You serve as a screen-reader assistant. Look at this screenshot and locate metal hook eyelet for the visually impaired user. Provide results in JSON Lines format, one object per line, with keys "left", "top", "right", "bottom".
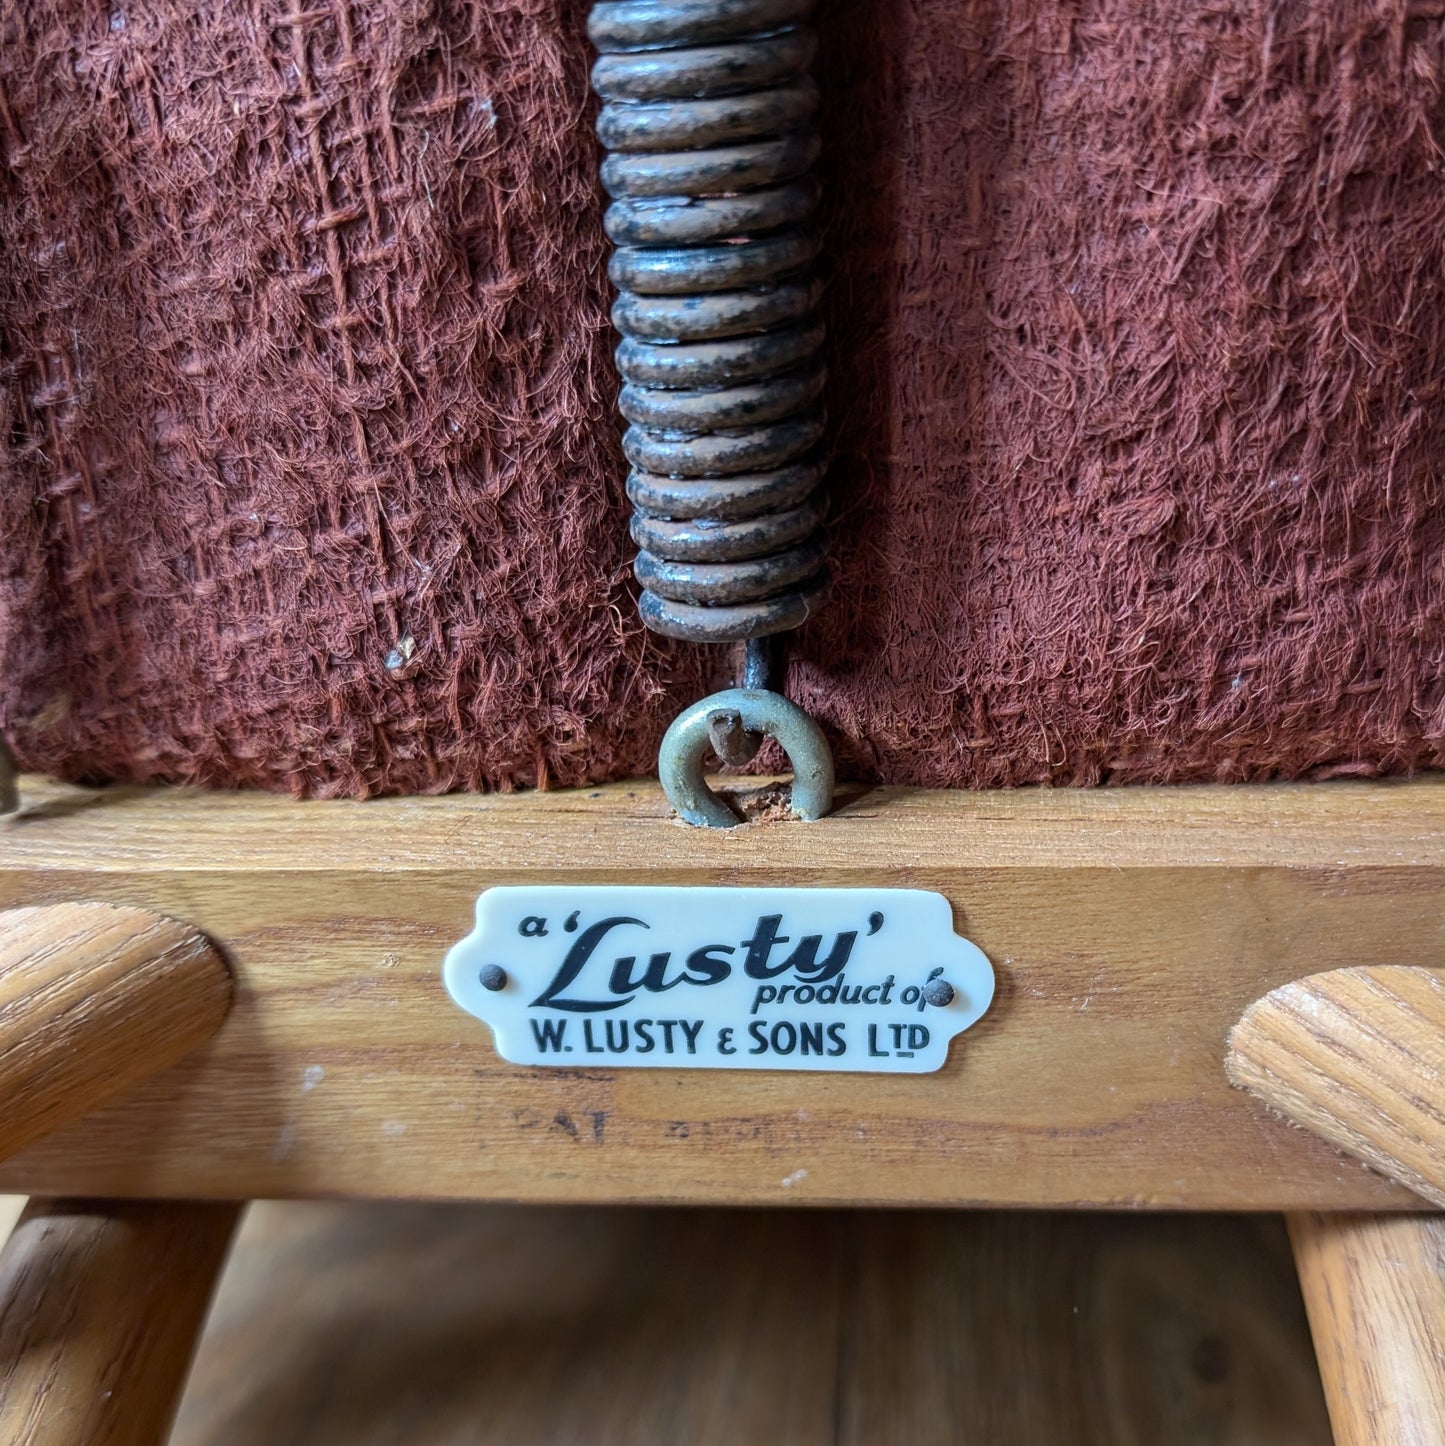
{"left": 658, "top": 687, "right": 834, "bottom": 828}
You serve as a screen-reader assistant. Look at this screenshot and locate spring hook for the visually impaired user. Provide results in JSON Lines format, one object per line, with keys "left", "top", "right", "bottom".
{"left": 658, "top": 687, "right": 834, "bottom": 828}
{"left": 588, "top": 0, "right": 836, "bottom": 823}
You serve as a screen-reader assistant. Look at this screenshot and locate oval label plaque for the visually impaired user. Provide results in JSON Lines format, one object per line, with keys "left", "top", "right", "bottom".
{"left": 443, "top": 887, "right": 994, "bottom": 1073}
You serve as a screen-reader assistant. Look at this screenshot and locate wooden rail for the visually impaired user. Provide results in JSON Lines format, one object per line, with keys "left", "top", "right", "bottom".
{"left": 0, "top": 774, "right": 1441, "bottom": 1208}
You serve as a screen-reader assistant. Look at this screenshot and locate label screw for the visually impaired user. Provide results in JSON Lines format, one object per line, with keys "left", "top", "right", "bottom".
{"left": 922, "top": 977, "right": 955, "bottom": 1007}
{"left": 479, "top": 964, "right": 508, "bottom": 992}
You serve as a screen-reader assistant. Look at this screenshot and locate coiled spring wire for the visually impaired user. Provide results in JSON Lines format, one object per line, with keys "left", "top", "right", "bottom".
{"left": 588, "top": 0, "right": 835, "bottom": 823}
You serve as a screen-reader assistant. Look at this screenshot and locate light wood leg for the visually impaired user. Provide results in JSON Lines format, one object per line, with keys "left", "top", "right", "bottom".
{"left": 1289, "top": 1212, "right": 1445, "bottom": 1446}
{"left": 0, "top": 1198, "right": 240, "bottom": 1446}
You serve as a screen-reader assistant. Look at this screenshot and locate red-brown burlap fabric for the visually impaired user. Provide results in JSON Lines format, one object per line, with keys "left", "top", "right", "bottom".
{"left": 3, "top": 0, "right": 1443, "bottom": 796}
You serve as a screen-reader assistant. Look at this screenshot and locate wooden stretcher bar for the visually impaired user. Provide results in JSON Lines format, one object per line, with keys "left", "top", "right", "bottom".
{"left": 0, "top": 773, "right": 1440, "bottom": 1210}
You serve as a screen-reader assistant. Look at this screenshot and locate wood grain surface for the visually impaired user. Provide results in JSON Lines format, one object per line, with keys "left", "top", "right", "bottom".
{"left": 0, "top": 902, "right": 231, "bottom": 1160}
{"left": 1290, "top": 1212, "right": 1445, "bottom": 1446}
{"left": 169, "top": 1202, "right": 1333, "bottom": 1446}
{"left": 0, "top": 775, "right": 1440, "bottom": 1207}
{"left": 1229, "top": 966, "right": 1445, "bottom": 1206}
{"left": 0, "top": 1198, "right": 239, "bottom": 1446}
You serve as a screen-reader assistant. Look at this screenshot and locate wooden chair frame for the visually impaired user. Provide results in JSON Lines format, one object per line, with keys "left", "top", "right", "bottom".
{"left": 0, "top": 773, "right": 1440, "bottom": 1443}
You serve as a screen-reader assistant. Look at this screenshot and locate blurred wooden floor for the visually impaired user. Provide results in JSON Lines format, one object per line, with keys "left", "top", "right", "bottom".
{"left": 165, "top": 1204, "right": 1331, "bottom": 1446}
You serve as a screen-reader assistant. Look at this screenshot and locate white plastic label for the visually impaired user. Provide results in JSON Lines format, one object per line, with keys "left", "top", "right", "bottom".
{"left": 443, "top": 886, "right": 994, "bottom": 1073}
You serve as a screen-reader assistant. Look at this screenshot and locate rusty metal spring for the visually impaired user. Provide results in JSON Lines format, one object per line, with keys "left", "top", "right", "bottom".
{"left": 589, "top": 0, "right": 829, "bottom": 643}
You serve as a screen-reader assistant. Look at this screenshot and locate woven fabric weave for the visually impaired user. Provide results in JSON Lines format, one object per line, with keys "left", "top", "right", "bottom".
{"left": 3, "top": 0, "right": 1443, "bottom": 794}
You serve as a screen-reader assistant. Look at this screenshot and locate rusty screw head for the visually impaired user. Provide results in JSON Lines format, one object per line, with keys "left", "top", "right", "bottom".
{"left": 921, "top": 977, "right": 955, "bottom": 1007}
{"left": 479, "top": 964, "right": 508, "bottom": 992}
{"left": 707, "top": 708, "right": 762, "bottom": 767}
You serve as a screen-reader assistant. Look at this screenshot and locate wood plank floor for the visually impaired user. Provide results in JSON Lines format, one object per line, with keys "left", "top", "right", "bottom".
{"left": 167, "top": 1204, "right": 1332, "bottom": 1445}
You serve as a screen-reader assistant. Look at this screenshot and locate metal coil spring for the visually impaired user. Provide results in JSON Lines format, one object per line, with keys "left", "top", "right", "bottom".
{"left": 589, "top": 0, "right": 828, "bottom": 643}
